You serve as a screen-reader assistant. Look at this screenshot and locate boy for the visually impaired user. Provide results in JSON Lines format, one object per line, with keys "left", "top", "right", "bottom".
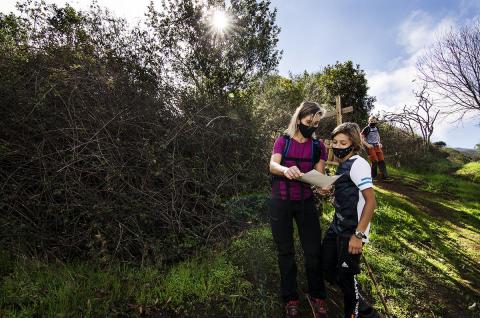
{"left": 323, "top": 122, "right": 380, "bottom": 318}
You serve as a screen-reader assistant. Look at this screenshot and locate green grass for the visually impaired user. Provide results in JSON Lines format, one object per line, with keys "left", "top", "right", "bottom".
{"left": 388, "top": 164, "right": 480, "bottom": 199}
{"left": 397, "top": 147, "right": 469, "bottom": 174}
{"left": 361, "top": 187, "right": 479, "bottom": 317}
{"left": 442, "top": 147, "right": 475, "bottom": 168}
{"left": 0, "top": 255, "right": 252, "bottom": 317}
{"left": 2, "top": 168, "right": 479, "bottom": 317}
{"left": 0, "top": 225, "right": 288, "bottom": 317}
{"left": 456, "top": 161, "right": 480, "bottom": 183}
{"left": 1, "top": 259, "right": 148, "bottom": 317}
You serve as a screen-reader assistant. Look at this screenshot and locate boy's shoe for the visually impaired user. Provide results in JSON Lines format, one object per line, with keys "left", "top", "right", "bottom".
{"left": 285, "top": 300, "right": 301, "bottom": 317}
{"left": 306, "top": 295, "right": 328, "bottom": 318}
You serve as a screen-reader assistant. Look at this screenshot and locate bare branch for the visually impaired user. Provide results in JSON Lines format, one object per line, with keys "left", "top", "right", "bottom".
{"left": 417, "top": 20, "right": 480, "bottom": 122}
{"left": 383, "top": 84, "right": 440, "bottom": 150}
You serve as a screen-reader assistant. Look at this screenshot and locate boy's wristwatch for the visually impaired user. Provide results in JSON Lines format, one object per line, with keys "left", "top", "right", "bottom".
{"left": 354, "top": 230, "right": 367, "bottom": 240}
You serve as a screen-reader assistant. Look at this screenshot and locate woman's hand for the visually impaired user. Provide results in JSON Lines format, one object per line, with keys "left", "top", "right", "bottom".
{"left": 283, "top": 166, "right": 303, "bottom": 180}
{"left": 348, "top": 235, "right": 363, "bottom": 254}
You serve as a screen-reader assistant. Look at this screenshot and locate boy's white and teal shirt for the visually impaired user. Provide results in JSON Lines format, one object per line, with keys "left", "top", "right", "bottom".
{"left": 333, "top": 155, "right": 374, "bottom": 243}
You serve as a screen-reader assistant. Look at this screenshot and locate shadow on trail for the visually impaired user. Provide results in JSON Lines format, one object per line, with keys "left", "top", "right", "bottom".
{"left": 373, "top": 178, "right": 480, "bottom": 317}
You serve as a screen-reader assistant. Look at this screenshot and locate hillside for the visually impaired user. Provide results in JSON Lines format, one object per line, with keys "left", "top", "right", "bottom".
{"left": 2, "top": 165, "right": 479, "bottom": 317}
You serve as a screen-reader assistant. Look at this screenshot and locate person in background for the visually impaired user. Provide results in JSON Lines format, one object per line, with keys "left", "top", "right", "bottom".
{"left": 361, "top": 116, "right": 389, "bottom": 180}
{"left": 269, "top": 101, "right": 328, "bottom": 318}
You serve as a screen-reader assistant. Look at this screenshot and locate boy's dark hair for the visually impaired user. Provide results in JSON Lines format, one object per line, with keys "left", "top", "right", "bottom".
{"left": 331, "top": 122, "right": 364, "bottom": 153}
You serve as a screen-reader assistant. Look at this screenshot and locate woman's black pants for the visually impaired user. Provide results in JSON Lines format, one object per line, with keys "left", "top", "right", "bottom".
{"left": 269, "top": 198, "right": 326, "bottom": 303}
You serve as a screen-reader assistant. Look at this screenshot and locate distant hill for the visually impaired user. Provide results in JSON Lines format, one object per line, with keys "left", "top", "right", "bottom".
{"left": 453, "top": 147, "right": 479, "bottom": 159}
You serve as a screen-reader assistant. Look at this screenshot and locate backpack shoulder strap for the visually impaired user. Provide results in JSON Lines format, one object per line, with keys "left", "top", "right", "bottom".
{"left": 280, "top": 135, "right": 291, "bottom": 165}
{"left": 362, "top": 125, "right": 370, "bottom": 137}
{"left": 312, "top": 139, "right": 321, "bottom": 165}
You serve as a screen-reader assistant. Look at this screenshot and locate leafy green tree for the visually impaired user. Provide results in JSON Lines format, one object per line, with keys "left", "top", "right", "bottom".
{"left": 252, "top": 75, "right": 304, "bottom": 137}
{"left": 433, "top": 141, "right": 447, "bottom": 148}
{"left": 0, "top": 0, "right": 280, "bottom": 261}
{"left": 253, "top": 61, "right": 376, "bottom": 142}
{"left": 146, "top": 0, "right": 280, "bottom": 96}
{"left": 317, "top": 60, "right": 375, "bottom": 123}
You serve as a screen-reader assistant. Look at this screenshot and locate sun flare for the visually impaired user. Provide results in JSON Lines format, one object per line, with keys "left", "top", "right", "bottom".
{"left": 207, "top": 7, "right": 232, "bottom": 39}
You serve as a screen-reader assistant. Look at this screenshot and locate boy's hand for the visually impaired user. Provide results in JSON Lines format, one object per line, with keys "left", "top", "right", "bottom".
{"left": 348, "top": 235, "right": 363, "bottom": 254}
{"left": 317, "top": 185, "right": 332, "bottom": 195}
{"left": 284, "top": 166, "right": 303, "bottom": 180}
{"left": 366, "top": 144, "right": 373, "bottom": 149}
{"left": 379, "top": 143, "right": 383, "bottom": 148}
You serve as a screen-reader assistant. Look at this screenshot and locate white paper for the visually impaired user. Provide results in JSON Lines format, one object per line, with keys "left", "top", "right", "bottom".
{"left": 299, "top": 170, "right": 341, "bottom": 187}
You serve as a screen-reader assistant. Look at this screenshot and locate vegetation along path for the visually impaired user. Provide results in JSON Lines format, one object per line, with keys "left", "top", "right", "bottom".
{"left": 1, "top": 167, "right": 479, "bottom": 317}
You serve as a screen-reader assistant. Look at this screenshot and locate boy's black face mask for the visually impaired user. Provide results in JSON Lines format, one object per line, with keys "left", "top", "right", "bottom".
{"left": 332, "top": 146, "right": 353, "bottom": 159}
{"left": 369, "top": 123, "right": 377, "bottom": 127}
{"left": 298, "top": 123, "right": 316, "bottom": 138}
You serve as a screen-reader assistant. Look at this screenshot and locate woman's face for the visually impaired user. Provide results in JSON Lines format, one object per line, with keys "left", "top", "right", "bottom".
{"left": 332, "top": 133, "right": 352, "bottom": 149}
{"left": 298, "top": 113, "right": 321, "bottom": 127}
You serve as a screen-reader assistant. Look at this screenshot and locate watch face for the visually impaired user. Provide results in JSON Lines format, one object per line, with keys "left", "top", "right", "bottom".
{"left": 355, "top": 231, "right": 366, "bottom": 239}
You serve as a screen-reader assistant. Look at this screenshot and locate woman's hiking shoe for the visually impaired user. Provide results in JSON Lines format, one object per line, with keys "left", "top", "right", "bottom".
{"left": 306, "top": 295, "right": 328, "bottom": 318}
{"left": 285, "top": 300, "right": 301, "bottom": 317}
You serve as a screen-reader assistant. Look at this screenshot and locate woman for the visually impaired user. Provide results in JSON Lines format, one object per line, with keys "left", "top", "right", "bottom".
{"left": 322, "top": 122, "right": 380, "bottom": 318}
{"left": 269, "top": 101, "right": 328, "bottom": 318}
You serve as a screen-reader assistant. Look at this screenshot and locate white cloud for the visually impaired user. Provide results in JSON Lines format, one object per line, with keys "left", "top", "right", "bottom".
{"left": 397, "top": 10, "right": 434, "bottom": 55}
{"left": 368, "top": 63, "right": 417, "bottom": 114}
{"left": 369, "top": 10, "right": 449, "bottom": 116}
{"left": 397, "top": 11, "right": 456, "bottom": 56}
{"left": 367, "top": 10, "right": 480, "bottom": 145}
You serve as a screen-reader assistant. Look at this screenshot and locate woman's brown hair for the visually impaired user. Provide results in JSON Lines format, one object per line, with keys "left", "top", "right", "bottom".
{"left": 284, "top": 101, "right": 325, "bottom": 137}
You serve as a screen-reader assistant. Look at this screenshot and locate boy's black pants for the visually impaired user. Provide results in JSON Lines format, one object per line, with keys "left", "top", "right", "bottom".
{"left": 269, "top": 198, "right": 326, "bottom": 302}
{"left": 322, "top": 227, "right": 380, "bottom": 318}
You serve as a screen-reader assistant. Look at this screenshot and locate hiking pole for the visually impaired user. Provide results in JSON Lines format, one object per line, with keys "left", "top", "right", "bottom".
{"left": 362, "top": 255, "right": 392, "bottom": 318}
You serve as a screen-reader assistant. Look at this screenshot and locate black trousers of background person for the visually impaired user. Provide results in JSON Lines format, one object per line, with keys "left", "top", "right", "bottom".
{"left": 269, "top": 197, "right": 327, "bottom": 303}
{"left": 322, "top": 227, "right": 380, "bottom": 318}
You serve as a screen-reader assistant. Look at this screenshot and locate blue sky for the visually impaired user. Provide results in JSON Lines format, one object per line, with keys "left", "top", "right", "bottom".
{"left": 269, "top": 0, "right": 480, "bottom": 148}
{"left": 270, "top": 0, "right": 475, "bottom": 74}
{"left": 1, "top": 0, "right": 479, "bottom": 148}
